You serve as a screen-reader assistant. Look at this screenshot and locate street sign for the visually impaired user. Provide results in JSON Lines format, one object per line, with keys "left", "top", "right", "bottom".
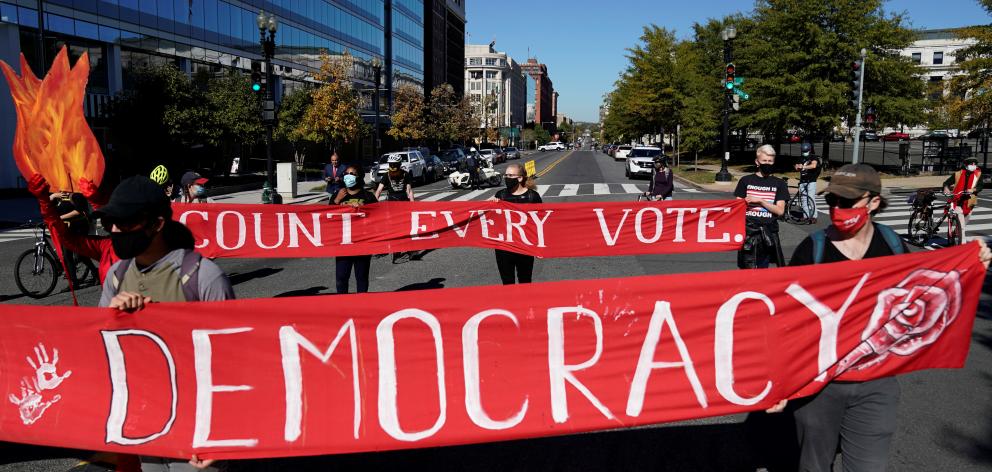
{"left": 733, "top": 88, "right": 750, "bottom": 100}
{"left": 525, "top": 160, "right": 536, "bottom": 177}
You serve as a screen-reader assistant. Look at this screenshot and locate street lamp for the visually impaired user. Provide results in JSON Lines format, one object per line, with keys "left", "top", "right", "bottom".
{"left": 371, "top": 57, "right": 382, "bottom": 165}
{"left": 716, "top": 25, "right": 737, "bottom": 182}
{"left": 257, "top": 10, "right": 278, "bottom": 203}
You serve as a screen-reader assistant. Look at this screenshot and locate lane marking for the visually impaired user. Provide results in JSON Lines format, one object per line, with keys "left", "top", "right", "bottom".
{"left": 558, "top": 184, "right": 580, "bottom": 197}
{"left": 593, "top": 183, "right": 610, "bottom": 195}
{"left": 535, "top": 150, "right": 575, "bottom": 178}
{"left": 622, "top": 184, "right": 643, "bottom": 194}
{"left": 453, "top": 189, "right": 495, "bottom": 201}
{"left": 537, "top": 185, "right": 551, "bottom": 197}
{"left": 421, "top": 191, "right": 455, "bottom": 201}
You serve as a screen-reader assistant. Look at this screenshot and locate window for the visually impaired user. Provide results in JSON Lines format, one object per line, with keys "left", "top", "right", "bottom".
{"left": 485, "top": 57, "right": 497, "bottom": 66}
{"left": 469, "top": 81, "right": 481, "bottom": 90}
{"left": 469, "top": 57, "right": 481, "bottom": 65}
{"left": 470, "top": 70, "right": 482, "bottom": 79}
{"left": 933, "top": 51, "right": 944, "bottom": 65}
{"left": 485, "top": 70, "right": 497, "bottom": 79}
{"left": 911, "top": 52, "right": 921, "bottom": 64}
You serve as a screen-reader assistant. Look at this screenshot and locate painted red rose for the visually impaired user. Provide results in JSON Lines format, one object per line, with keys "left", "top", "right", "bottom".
{"left": 837, "top": 269, "right": 962, "bottom": 373}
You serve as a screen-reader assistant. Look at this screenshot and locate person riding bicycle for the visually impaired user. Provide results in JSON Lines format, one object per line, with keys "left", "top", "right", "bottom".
{"left": 942, "top": 156, "right": 983, "bottom": 240}
{"left": 734, "top": 144, "right": 789, "bottom": 268}
{"left": 375, "top": 154, "right": 415, "bottom": 263}
{"left": 150, "top": 164, "right": 177, "bottom": 200}
{"left": 794, "top": 142, "right": 821, "bottom": 223}
{"left": 645, "top": 156, "right": 674, "bottom": 200}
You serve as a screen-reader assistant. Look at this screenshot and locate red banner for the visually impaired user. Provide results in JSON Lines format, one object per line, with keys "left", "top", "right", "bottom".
{"left": 174, "top": 200, "right": 745, "bottom": 258}
{"left": 0, "top": 244, "right": 982, "bottom": 459}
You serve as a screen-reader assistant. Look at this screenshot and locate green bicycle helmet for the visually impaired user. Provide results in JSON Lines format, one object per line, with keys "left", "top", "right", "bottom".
{"left": 150, "top": 165, "right": 170, "bottom": 185}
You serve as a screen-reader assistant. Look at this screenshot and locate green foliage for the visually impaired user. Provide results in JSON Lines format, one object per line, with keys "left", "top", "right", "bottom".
{"left": 388, "top": 84, "right": 427, "bottom": 143}
{"left": 275, "top": 87, "right": 314, "bottom": 150}
{"left": 950, "top": 1, "right": 992, "bottom": 129}
{"left": 206, "top": 71, "right": 263, "bottom": 148}
{"left": 298, "top": 50, "right": 367, "bottom": 148}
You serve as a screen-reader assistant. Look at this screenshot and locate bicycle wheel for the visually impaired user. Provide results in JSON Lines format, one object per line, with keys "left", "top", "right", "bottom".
{"left": 785, "top": 194, "right": 806, "bottom": 223}
{"left": 14, "top": 248, "right": 59, "bottom": 298}
{"left": 947, "top": 212, "right": 963, "bottom": 246}
{"left": 906, "top": 208, "right": 932, "bottom": 246}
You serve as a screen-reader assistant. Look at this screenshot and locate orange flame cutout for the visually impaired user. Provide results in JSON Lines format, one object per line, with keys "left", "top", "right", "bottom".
{"left": 0, "top": 47, "right": 104, "bottom": 191}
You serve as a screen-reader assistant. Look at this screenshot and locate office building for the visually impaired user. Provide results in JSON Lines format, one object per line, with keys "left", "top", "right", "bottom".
{"left": 520, "top": 57, "right": 554, "bottom": 133}
{"left": 0, "top": 0, "right": 436, "bottom": 188}
{"left": 423, "top": 0, "right": 463, "bottom": 97}
{"left": 464, "top": 43, "right": 526, "bottom": 133}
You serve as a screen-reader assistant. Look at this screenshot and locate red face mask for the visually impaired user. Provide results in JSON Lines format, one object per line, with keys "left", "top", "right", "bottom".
{"left": 829, "top": 206, "right": 870, "bottom": 235}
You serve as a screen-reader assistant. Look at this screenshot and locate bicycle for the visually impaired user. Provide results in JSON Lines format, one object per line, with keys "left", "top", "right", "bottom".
{"left": 906, "top": 189, "right": 966, "bottom": 247}
{"left": 784, "top": 174, "right": 816, "bottom": 225}
{"left": 13, "top": 222, "right": 96, "bottom": 298}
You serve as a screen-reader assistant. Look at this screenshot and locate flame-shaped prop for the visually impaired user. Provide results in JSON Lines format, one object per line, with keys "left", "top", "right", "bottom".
{"left": 0, "top": 47, "right": 105, "bottom": 191}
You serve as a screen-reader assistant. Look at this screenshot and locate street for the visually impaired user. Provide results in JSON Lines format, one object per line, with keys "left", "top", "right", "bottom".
{"left": 1, "top": 149, "right": 990, "bottom": 471}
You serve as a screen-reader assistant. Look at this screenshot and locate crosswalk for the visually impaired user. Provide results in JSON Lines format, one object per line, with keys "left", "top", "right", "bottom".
{"left": 416, "top": 182, "right": 702, "bottom": 201}
{"left": 0, "top": 228, "right": 38, "bottom": 244}
{"left": 806, "top": 194, "right": 992, "bottom": 239}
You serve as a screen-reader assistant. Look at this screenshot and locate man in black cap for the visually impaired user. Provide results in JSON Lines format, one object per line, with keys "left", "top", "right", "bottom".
{"left": 94, "top": 176, "right": 232, "bottom": 470}
{"left": 794, "top": 142, "right": 821, "bottom": 223}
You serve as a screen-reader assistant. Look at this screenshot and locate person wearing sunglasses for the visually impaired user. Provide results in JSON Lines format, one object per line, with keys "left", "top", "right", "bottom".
{"left": 765, "top": 163, "right": 992, "bottom": 471}
{"left": 734, "top": 144, "right": 789, "bottom": 268}
{"left": 333, "top": 165, "right": 377, "bottom": 293}
{"left": 488, "top": 163, "right": 542, "bottom": 284}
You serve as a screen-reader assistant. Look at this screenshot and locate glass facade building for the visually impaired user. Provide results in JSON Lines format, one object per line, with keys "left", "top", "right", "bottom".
{"left": 0, "top": 0, "right": 432, "bottom": 187}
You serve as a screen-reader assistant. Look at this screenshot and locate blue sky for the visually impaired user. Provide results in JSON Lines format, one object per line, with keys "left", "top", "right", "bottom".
{"left": 465, "top": 0, "right": 990, "bottom": 122}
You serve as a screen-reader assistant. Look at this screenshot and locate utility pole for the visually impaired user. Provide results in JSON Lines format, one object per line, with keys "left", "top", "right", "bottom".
{"left": 715, "top": 25, "right": 737, "bottom": 182}
{"left": 851, "top": 48, "right": 867, "bottom": 165}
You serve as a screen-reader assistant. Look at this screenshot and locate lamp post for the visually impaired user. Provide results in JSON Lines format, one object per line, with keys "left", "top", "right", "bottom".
{"left": 372, "top": 57, "right": 382, "bottom": 165}
{"left": 257, "top": 10, "right": 278, "bottom": 203}
{"left": 715, "top": 25, "right": 736, "bottom": 183}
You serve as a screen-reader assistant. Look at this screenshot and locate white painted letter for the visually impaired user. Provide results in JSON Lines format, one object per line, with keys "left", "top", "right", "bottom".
{"left": 503, "top": 210, "right": 533, "bottom": 246}
{"left": 527, "top": 210, "right": 553, "bottom": 248}
{"left": 102, "top": 330, "right": 177, "bottom": 445}
{"left": 288, "top": 213, "right": 322, "bottom": 248}
{"left": 547, "top": 306, "right": 614, "bottom": 423}
{"left": 410, "top": 211, "right": 439, "bottom": 240}
{"left": 634, "top": 207, "right": 664, "bottom": 244}
{"left": 478, "top": 209, "right": 505, "bottom": 242}
{"left": 665, "top": 208, "right": 698, "bottom": 243}
{"left": 192, "top": 328, "right": 258, "bottom": 448}
{"left": 786, "top": 274, "right": 870, "bottom": 381}
{"left": 626, "top": 302, "right": 707, "bottom": 416}
{"left": 216, "top": 211, "right": 247, "bottom": 250}
{"left": 714, "top": 292, "right": 775, "bottom": 406}
{"left": 462, "top": 309, "right": 528, "bottom": 430}
{"left": 592, "top": 209, "right": 631, "bottom": 247}
{"left": 326, "top": 213, "right": 357, "bottom": 245}
{"left": 253, "top": 212, "right": 286, "bottom": 249}
{"left": 377, "top": 309, "right": 447, "bottom": 441}
{"left": 280, "top": 322, "right": 361, "bottom": 441}
{"left": 698, "top": 208, "right": 731, "bottom": 243}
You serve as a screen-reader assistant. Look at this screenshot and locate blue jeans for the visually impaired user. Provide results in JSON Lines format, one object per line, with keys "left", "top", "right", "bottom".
{"left": 800, "top": 181, "right": 817, "bottom": 219}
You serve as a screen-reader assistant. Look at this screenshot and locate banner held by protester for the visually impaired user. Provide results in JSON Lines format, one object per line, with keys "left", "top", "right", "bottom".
{"left": 0, "top": 243, "right": 982, "bottom": 459}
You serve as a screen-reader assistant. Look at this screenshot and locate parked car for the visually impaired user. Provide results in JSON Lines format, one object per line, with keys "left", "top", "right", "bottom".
{"left": 538, "top": 141, "right": 565, "bottom": 151}
{"left": 504, "top": 147, "right": 521, "bottom": 160}
{"left": 860, "top": 130, "right": 879, "bottom": 142}
{"left": 478, "top": 148, "right": 497, "bottom": 163}
{"left": 830, "top": 132, "right": 847, "bottom": 142}
{"left": 437, "top": 148, "right": 466, "bottom": 176}
{"left": 881, "top": 131, "right": 910, "bottom": 141}
{"left": 784, "top": 133, "right": 802, "bottom": 143}
{"left": 613, "top": 144, "right": 633, "bottom": 161}
{"left": 918, "top": 130, "right": 950, "bottom": 141}
{"left": 625, "top": 146, "right": 662, "bottom": 179}
{"left": 424, "top": 155, "right": 445, "bottom": 182}
{"left": 372, "top": 150, "right": 428, "bottom": 186}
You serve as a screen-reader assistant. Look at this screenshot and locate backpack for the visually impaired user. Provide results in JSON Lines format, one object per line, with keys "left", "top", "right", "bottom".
{"left": 810, "top": 223, "right": 903, "bottom": 264}
{"left": 110, "top": 249, "right": 203, "bottom": 301}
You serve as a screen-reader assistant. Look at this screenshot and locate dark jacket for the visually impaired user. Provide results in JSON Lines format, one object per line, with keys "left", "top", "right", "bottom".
{"left": 323, "top": 163, "right": 348, "bottom": 194}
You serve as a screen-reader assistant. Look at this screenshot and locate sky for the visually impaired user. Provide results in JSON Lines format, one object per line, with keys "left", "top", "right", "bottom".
{"left": 465, "top": 0, "right": 990, "bottom": 123}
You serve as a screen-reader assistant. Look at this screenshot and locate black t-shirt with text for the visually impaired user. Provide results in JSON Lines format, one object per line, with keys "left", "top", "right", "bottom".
{"left": 383, "top": 171, "right": 412, "bottom": 201}
{"left": 734, "top": 174, "right": 789, "bottom": 230}
{"left": 800, "top": 155, "right": 822, "bottom": 182}
{"left": 335, "top": 189, "right": 378, "bottom": 206}
{"left": 789, "top": 224, "right": 909, "bottom": 266}
{"left": 495, "top": 188, "right": 543, "bottom": 204}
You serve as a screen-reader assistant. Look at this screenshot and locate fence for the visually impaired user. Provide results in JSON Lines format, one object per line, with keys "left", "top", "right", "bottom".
{"left": 776, "top": 138, "right": 991, "bottom": 175}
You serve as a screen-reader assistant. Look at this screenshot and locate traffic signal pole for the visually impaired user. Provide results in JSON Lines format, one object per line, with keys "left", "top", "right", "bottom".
{"left": 851, "top": 48, "right": 867, "bottom": 165}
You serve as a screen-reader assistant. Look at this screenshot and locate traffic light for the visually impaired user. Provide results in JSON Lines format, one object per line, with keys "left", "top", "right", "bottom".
{"left": 732, "top": 94, "right": 740, "bottom": 111}
{"left": 850, "top": 60, "right": 863, "bottom": 107}
{"left": 250, "top": 61, "right": 264, "bottom": 94}
{"left": 725, "top": 63, "right": 735, "bottom": 90}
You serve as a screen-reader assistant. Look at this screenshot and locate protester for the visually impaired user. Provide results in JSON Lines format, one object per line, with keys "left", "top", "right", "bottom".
{"left": 94, "top": 176, "right": 233, "bottom": 472}
{"left": 942, "top": 156, "right": 984, "bottom": 240}
{"left": 794, "top": 142, "right": 821, "bottom": 222}
{"left": 323, "top": 149, "right": 347, "bottom": 203}
{"left": 150, "top": 164, "right": 177, "bottom": 200}
{"left": 332, "top": 165, "right": 377, "bottom": 293}
{"left": 645, "top": 155, "right": 673, "bottom": 200}
{"left": 180, "top": 171, "right": 209, "bottom": 203}
{"left": 488, "top": 163, "right": 542, "bottom": 284}
{"left": 375, "top": 155, "right": 415, "bottom": 263}
{"left": 28, "top": 174, "right": 118, "bottom": 284}
{"left": 734, "top": 144, "right": 788, "bottom": 268}
{"left": 48, "top": 190, "right": 97, "bottom": 284}
{"left": 765, "top": 163, "right": 992, "bottom": 471}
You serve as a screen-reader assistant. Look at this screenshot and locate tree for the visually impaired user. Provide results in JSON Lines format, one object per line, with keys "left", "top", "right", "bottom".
{"left": 426, "top": 84, "right": 460, "bottom": 145}
{"left": 950, "top": 0, "right": 992, "bottom": 130}
{"left": 388, "top": 84, "right": 427, "bottom": 144}
{"left": 736, "top": 0, "right": 925, "bottom": 141}
{"left": 297, "top": 50, "right": 366, "bottom": 149}
{"left": 455, "top": 94, "right": 481, "bottom": 143}
{"left": 275, "top": 87, "right": 316, "bottom": 163}
{"left": 206, "top": 71, "right": 263, "bottom": 171}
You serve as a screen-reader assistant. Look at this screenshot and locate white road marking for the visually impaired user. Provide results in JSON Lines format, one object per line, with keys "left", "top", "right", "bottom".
{"left": 593, "top": 183, "right": 610, "bottom": 195}
{"left": 558, "top": 184, "right": 580, "bottom": 197}
{"left": 421, "top": 191, "right": 456, "bottom": 201}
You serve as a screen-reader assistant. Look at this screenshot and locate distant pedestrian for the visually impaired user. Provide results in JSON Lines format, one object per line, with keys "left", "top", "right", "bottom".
{"left": 333, "top": 165, "right": 377, "bottom": 293}
{"left": 735, "top": 144, "right": 788, "bottom": 269}
{"left": 942, "top": 156, "right": 983, "bottom": 240}
{"left": 488, "top": 163, "right": 541, "bottom": 284}
{"left": 794, "top": 142, "right": 821, "bottom": 222}
{"left": 180, "top": 171, "right": 209, "bottom": 203}
{"left": 645, "top": 156, "right": 673, "bottom": 200}
{"left": 323, "top": 149, "right": 347, "bottom": 203}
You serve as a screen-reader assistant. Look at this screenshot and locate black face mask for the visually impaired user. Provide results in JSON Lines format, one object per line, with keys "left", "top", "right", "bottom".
{"left": 504, "top": 177, "right": 521, "bottom": 190}
{"left": 111, "top": 227, "right": 155, "bottom": 259}
{"left": 758, "top": 163, "right": 774, "bottom": 175}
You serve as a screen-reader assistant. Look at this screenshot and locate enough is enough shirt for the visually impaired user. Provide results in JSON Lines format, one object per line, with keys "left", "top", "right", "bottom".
{"left": 734, "top": 174, "right": 789, "bottom": 229}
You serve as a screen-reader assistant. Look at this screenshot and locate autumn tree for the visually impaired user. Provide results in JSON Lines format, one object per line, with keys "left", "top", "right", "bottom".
{"left": 388, "top": 84, "right": 427, "bottom": 145}
{"left": 426, "top": 84, "right": 460, "bottom": 146}
{"left": 950, "top": 0, "right": 992, "bottom": 131}
{"left": 297, "top": 50, "right": 366, "bottom": 149}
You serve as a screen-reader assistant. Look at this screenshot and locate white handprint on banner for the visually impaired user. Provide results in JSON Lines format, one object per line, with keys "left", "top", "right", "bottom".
{"left": 8, "top": 343, "right": 72, "bottom": 425}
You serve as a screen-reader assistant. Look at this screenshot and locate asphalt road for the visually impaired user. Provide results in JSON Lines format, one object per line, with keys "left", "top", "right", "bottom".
{"left": 1, "top": 148, "right": 990, "bottom": 471}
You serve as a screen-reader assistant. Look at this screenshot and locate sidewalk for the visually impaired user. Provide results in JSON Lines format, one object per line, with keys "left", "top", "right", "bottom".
{"left": 210, "top": 180, "right": 330, "bottom": 205}
{"left": 675, "top": 164, "right": 948, "bottom": 194}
